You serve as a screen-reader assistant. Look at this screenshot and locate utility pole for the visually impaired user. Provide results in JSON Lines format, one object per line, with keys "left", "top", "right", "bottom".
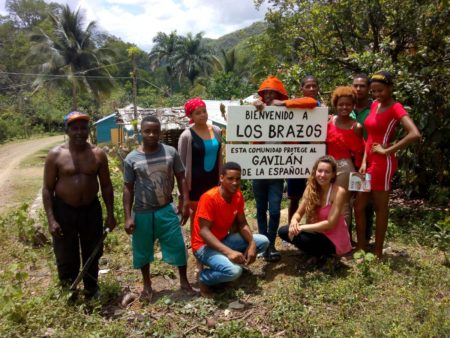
{"left": 128, "top": 47, "right": 139, "bottom": 140}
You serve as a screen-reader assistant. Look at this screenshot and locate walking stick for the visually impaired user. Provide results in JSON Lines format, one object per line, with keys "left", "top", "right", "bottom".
{"left": 70, "top": 228, "right": 110, "bottom": 291}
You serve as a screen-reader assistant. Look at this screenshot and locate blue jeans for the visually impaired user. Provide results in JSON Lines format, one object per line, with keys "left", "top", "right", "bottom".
{"left": 194, "top": 233, "right": 269, "bottom": 286}
{"left": 252, "top": 179, "right": 284, "bottom": 245}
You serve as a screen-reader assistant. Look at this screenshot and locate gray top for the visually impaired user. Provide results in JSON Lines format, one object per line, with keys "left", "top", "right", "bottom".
{"left": 123, "top": 143, "right": 184, "bottom": 212}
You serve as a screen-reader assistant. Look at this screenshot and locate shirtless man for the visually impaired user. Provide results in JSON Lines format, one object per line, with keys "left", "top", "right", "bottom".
{"left": 43, "top": 111, "right": 116, "bottom": 298}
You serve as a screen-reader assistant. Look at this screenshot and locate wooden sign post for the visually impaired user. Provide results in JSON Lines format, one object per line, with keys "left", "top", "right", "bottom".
{"left": 226, "top": 105, "right": 328, "bottom": 179}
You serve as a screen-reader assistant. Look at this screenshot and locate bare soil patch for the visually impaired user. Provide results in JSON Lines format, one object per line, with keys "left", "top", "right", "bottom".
{"left": 0, "top": 135, "right": 64, "bottom": 213}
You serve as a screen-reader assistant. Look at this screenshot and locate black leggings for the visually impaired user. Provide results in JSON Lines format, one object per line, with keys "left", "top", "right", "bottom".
{"left": 52, "top": 196, "right": 103, "bottom": 293}
{"left": 278, "top": 225, "right": 336, "bottom": 257}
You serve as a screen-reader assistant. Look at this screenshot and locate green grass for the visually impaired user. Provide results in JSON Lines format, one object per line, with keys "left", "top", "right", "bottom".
{"left": 20, "top": 148, "right": 50, "bottom": 168}
{"left": 0, "top": 158, "right": 448, "bottom": 337}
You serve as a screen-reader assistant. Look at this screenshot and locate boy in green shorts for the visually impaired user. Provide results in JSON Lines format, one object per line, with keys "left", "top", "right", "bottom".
{"left": 123, "top": 116, "right": 193, "bottom": 301}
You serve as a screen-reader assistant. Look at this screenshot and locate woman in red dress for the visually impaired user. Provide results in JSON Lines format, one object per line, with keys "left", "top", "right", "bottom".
{"left": 354, "top": 71, "right": 421, "bottom": 258}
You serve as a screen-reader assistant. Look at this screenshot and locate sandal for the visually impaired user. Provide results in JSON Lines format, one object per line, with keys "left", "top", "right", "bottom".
{"left": 140, "top": 289, "right": 153, "bottom": 303}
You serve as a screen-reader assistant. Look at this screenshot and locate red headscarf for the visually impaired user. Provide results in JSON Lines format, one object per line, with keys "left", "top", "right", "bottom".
{"left": 257, "top": 76, "right": 289, "bottom": 103}
{"left": 184, "top": 97, "right": 206, "bottom": 118}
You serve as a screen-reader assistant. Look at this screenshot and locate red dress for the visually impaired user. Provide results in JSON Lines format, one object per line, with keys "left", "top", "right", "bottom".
{"left": 364, "top": 101, "right": 408, "bottom": 191}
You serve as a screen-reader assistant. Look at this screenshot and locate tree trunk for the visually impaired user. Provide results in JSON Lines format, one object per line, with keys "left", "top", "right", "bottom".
{"left": 72, "top": 84, "right": 77, "bottom": 111}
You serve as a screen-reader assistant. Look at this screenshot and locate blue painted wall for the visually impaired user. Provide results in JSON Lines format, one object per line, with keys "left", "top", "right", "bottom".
{"left": 95, "top": 114, "right": 116, "bottom": 144}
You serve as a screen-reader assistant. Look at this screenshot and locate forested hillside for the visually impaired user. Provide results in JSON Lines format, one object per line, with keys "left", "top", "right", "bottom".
{"left": 0, "top": 0, "right": 263, "bottom": 142}
{"left": 204, "top": 21, "right": 267, "bottom": 52}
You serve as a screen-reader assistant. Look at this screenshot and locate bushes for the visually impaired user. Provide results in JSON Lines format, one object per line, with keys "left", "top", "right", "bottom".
{"left": 206, "top": 71, "right": 255, "bottom": 100}
{"left": 252, "top": 0, "right": 449, "bottom": 204}
{"left": 0, "top": 264, "right": 28, "bottom": 324}
{"left": 0, "top": 114, "right": 32, "bottom": 142}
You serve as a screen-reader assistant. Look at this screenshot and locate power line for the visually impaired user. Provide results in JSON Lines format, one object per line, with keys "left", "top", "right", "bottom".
{"left": 0, "top": 81, "right": 35, "bottom": 91}
{"left": 0, "top": 72, "right": 165, "bottom": 92}
{"left": 74, "top": 60, "right": 130, "bottom": 74}
{"left": 0, "top": 77, "right": 60, "bottom": 91}
{"left": 0, "top": 59, "right": 169, "bottom": 92}
{"left": 0, "top": 71, "right": 131, "bottom": 91}
{"left": 0, "top": 58, "right": 130, "bottom": 79}
{"left": 0, "top": 71, "right": 131, "bottom": 79}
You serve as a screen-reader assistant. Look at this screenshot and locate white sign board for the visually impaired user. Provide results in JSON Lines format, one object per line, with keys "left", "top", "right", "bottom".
{"left": 226, "top": 144, "right": 326, "bottom": 179}
{"left": 226, "top": 105, "right": 328, "bottom": 142}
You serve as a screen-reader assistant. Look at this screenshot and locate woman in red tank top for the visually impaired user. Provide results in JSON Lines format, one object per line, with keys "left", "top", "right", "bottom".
{"left": 326, "top": 86, "right": 364, "bottom": 237}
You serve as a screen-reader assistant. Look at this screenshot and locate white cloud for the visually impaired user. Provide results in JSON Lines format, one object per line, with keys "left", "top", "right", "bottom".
{"left": 0, "top": 0, "right": 9, "bottom": 15}
{"left": 0, "top": 0, "right": 268, "bottom": 51}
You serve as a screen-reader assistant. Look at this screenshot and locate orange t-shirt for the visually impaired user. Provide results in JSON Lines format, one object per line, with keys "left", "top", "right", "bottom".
{"left": 191, "top": 186, "right": 245, "bottom": 252}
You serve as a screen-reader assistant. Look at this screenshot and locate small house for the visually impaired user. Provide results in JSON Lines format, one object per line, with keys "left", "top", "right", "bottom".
{"left": 93, "top": 99, "right": 251, "bottom": 146}
{"left": 94, "top": 113, "right": 120, "bottom": 144}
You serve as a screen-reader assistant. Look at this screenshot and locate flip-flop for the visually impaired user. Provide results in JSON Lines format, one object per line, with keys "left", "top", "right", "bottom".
{"left": 140, "top": 289, "right": 153, "bottom": 303}
{"left": 305, "top": 256, "right": 319, "bottom": 266}
{"left": 199, "top": 283, "right": 214, "bottom": 299}
{"left": 181, "top": 287, "right": 199, "bottom": 297}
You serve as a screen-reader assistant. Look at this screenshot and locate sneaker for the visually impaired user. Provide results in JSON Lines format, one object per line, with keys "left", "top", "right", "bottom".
{"left": 264, "top": 244, "right": 281, "bottom": 262}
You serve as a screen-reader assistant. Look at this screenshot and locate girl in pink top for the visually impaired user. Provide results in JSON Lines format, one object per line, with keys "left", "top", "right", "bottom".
{"left": 278, "top": 156, "right": 352, "bottom": 259}
{"left": 354, "top": 71, "right": 421, "bottom": 258}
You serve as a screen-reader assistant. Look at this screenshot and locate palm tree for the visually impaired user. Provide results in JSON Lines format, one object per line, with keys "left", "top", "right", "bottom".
{"left": 29, "top": 5, "right": 115, "bottom": 110}
{"left": 221, "top": 48, "right": 237, "bottom": 73}
{"left": 148, "top": 31, "right": 179, "bottom": 92}
{"left": 172, "top": 32, "right": 221, "bottom": 85}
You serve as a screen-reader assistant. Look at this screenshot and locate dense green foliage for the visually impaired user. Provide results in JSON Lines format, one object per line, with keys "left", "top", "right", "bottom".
{"left": 0, "top": 1, "right": 261, "bottom": 144}
{"left": 171, "top": 32, "right": 221, "bottom": 85}
{"left": 29, "top": 5, "right": 116, "bottom": 110}
{"left": 148, "top": 30, "right": 257, "bottom": 98}
{"left": 253, "top": 0, "right": 449, "bottom": 202}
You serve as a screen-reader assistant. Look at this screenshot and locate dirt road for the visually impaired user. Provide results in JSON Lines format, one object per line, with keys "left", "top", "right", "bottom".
{"left": 0, "top": 135, "right": 64, "bottom": 211}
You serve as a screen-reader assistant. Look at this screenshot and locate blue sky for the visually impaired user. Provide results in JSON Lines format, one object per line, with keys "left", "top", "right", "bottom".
{"left": 0, "top": 0, "right": 269, "bottom": 51}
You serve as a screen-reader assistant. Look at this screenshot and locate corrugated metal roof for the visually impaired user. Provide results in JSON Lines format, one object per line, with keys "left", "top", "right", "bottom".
{"left": 93, "top": 113, "right": 115, "bottom": 125}
{"left": 96, "top": 96, "right": 258, "bottom": 130}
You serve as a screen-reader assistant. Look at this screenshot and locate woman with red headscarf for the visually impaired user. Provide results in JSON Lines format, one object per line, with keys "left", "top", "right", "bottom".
{"left": 178, "top": 98, "right": 223, "bottom": 272}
